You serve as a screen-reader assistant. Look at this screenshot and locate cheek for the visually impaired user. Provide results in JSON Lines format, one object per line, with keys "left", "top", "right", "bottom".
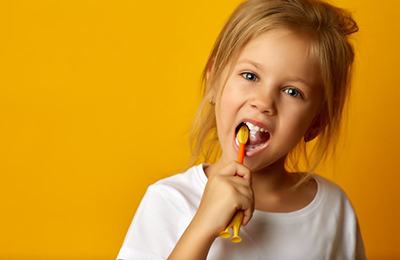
{"left": 219, "top": 85, "right": 240, "bottom": 120}
{"left": 279, "top": 106, "right": 316, "bottom": 138}
{"left": 215, "top": 98, "right": 230, "bottom": 139}
{"left": 221, "top": 81, "right": 240, "bottom": 103}
{"left": 216, "top": 86, "right": 242, "bottom": 144}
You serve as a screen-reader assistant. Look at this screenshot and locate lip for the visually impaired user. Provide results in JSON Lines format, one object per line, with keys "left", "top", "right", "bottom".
{"left": 233, "top": 135, "right": 270, "bottom": 157}
{"left": 238, "top": 118, "right": 270, "bottom": 131}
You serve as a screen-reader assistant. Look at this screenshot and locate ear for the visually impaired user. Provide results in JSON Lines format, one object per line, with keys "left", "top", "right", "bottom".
{"left": 205, "top": 58, "right": 216, "bottom": 104}
{"left": 205, "top": 58, "right": 215, "bottom": 82}
{"left": 304, "top": 115, "right": 323, "bottom": 142}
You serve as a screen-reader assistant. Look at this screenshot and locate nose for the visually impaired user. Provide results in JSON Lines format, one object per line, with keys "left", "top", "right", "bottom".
{"left": 249, "top": 88, "right": 277, "bottom": 116}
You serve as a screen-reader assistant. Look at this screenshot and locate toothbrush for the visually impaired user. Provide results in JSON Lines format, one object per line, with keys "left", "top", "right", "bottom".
{"left": 219, "top": 124, "right": 249, "bottom": 243}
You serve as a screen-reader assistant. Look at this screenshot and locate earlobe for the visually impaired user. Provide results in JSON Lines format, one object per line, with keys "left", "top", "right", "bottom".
{"left": 209, "top": 97, "right": 216, "bottom": 105}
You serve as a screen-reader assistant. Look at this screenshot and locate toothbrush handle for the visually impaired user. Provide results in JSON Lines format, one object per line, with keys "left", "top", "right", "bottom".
{"left": 237, "top": 142, "right": 246, "bottom": 163}
{"left": 218, "top": 143, "right": 246, "bottom": 242}
{"left": 218, "top": 211, "right": 244, "bottom": 243}
{"left": 231, "top": 143, "right": 246, "bottom": 242}
{"left": 231, "top": 211, "right": 244, "bottom": 243}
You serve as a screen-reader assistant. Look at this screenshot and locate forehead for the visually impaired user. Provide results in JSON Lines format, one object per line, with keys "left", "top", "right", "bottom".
{"left": 235, "top": 28, "right": 320, "bottom": 88}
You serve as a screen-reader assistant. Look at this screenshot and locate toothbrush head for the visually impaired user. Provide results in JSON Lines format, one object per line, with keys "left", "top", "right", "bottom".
{"left": 236, "top": 123, "right": 249, "bottom": 145}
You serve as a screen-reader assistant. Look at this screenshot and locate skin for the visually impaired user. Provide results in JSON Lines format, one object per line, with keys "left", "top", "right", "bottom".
{"left": 169, "top": 28, "right": 324, "bottom": 259}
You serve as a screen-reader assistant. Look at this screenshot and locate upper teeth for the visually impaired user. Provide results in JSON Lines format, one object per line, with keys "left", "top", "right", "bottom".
{"left": 244, "top": 122, "right": 267, "bottom": 133}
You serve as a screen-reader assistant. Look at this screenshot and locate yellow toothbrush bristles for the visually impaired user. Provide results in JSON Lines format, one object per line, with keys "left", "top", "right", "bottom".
{"left": 237, "top": 125, "right": 249, "bottom": 145}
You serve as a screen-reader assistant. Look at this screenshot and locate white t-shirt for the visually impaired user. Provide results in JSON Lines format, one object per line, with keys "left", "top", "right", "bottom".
{"left": 117, "top": 164, "right": 366, "bottom": 260}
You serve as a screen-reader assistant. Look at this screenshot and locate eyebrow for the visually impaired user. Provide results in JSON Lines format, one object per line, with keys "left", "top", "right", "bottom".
{"left": 285, "top": 76, "right": 313, "bottom": 88}
{"left": 237, "top": 59, "right": 264, "bottom": 70}
{"left": 237, "top": 59, "right": 313, "bottom": 88}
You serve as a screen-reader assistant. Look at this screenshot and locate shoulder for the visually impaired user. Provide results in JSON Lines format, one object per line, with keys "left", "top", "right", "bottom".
{"left": 312, "top": 174, "right": 366, "bottom": 259}
{"left": 143, "top": 164, "right": 206, "bottom": 214}
{"left": 152, "top": 164, "right": 204, "bottom": 190}
{"left": 313, "top": 174, "right": 358, "bottom": 219}
{"left": 150, "top": 164, "right": 205, "bottom": 196}
{"left": 313, "top": 174, "right": 350, "bottom": 201}
{"left": 117, "top": 165, "right": 205, "bottom": 260}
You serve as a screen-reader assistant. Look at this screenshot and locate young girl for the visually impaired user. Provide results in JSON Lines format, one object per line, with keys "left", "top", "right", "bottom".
{"left": 117, "top": 0, "right": 366, "bottom": 259}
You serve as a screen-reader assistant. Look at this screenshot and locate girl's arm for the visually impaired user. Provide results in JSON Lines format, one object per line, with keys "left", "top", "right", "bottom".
{"left": 169, "top": 161, "right": 254, "bottom": 260}
{"left": 168, "top": 214, "right": 216, "bottom": 260}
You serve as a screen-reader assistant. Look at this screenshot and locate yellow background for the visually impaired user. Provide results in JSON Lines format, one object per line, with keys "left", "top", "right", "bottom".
{"left": 1, "top": 0, "right": 399, "bottom": 259}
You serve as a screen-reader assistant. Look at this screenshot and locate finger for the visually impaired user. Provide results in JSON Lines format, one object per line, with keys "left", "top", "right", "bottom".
{"left": 216, "top": 163, "right": 239, "bottom": 177}
{"left": 239, "top": 194, "right": 255, "bottom": 226}
{"left": 233, "top": 162, "right": 252, "bottom": 184}
{"left": 229, "top": 176, "right": 251, "bottom": 188}
{"left": 231, "top": 184, "right": 253, "bottom": 200}
{"left": 231, "top": 184, "right": 254, "bottom": 226}
{"left": 234, "top": 195, "right": 254, "bottom": 226}
{"left": 231, "top": 184, "right": 254, "bottom": 208}
{"left": 242, "top": 206, "right": 254, "bottom": 226}
{"left": 216, "top": 162, "right": 249, "bottom": 179}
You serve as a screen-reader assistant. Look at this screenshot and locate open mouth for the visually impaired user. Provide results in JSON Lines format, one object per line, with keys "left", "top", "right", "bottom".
{"left": 234, "top": 121, "right": 271, "bottom": 156}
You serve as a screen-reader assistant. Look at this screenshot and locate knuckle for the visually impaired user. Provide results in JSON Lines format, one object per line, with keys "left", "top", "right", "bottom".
{"left": 213, "top": 174, "right": 227, "bottom": 184}
{"left": 234, "top": 202, "right": 241, "bottom": 210}
{"left": 226, "top": 183, "right": 238, "bottom": 196}
{"left": 248, "top": 187, "right": 254, "bottom": 197}
{"left": 212, "top": 174, "right": 222, "bottom": 181}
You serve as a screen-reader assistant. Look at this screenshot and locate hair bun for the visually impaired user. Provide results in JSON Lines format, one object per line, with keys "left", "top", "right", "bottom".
{"left": 336, "top": 8, "right": 359, "bottom": 36}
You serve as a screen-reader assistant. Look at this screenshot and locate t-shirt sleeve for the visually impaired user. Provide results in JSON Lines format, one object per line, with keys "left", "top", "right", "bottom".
{"left": 355, "top": 219, "right": 367, "bottom": 260}
{"left": 116, "top": 184, "right": 191, "bottom": 260}
{"left": 341, "top": 190, "right": 367, "bottom": 260}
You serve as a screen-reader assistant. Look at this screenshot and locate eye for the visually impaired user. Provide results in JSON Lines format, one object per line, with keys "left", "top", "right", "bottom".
{"left": 240, "top": 72, "right": 258, "bottom": 82}
{"left": 283, "top": 87, "right": 303, "bottom": 98}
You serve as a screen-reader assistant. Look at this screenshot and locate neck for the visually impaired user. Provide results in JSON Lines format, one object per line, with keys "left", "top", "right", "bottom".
{"left": 250, "top": 156, "right": 292, "bottom": 194}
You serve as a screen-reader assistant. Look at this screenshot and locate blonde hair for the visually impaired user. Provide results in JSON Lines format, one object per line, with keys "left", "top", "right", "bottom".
{"left": 189, "top": 0, "right": 358, "bottom": 182}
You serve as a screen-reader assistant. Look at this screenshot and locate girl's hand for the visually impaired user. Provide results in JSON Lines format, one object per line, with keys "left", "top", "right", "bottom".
{"left": 193, "top": 161, "right": 255, "bottom": 238}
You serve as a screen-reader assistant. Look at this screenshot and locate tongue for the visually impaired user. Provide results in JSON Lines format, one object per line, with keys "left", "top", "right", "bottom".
{"left": 248, "top": 131, "right": 270, "bottom": 145}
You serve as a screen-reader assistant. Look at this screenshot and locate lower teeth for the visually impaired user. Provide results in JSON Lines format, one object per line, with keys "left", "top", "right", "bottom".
{"left": 235, "top": 138, "right": 267, "bottom": 151}
{"left": 247, "top": 143, "right": 265, "bottom": 150}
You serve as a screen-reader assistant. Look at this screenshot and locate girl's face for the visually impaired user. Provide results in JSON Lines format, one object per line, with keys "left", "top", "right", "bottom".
{"left": 215, "top": 28, "right": 323, "bottom": 172}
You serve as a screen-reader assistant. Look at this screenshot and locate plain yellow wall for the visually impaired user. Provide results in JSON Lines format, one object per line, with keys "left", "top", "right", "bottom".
{"left": 1, "top": 0, "right": 399, "bottom": 259}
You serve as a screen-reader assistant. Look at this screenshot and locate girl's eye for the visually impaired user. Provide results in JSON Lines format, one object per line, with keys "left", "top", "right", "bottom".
{"left": 283, "top": 87, "right": 303, "bottom": 98}
{"left": 240, "top": 72, "right": 258, "bottom": 82}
